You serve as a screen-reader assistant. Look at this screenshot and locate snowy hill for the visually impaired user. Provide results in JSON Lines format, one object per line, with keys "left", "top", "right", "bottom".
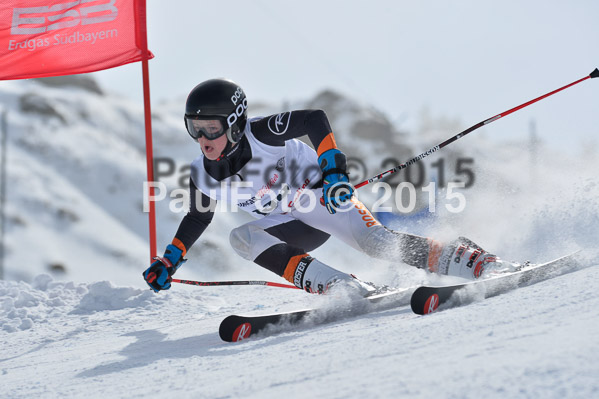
{"left": 1, "top": 74, "right": 599, "bottom": 398}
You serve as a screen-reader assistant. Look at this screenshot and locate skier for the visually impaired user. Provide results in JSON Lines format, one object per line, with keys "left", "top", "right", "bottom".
{"left": 143, "top": 78, "right": 517, "bottom": 295}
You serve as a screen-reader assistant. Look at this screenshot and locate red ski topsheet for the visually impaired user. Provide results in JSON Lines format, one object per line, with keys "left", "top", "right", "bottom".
{"left": 0, "top": 0, "right": 153, "bottom": 80}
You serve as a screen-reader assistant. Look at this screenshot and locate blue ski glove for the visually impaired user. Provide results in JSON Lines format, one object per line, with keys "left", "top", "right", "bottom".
{"left": 318, "top": 148, "right": 354, "bottom": 214}
{"left": 143, "top": 244, "right": 187, "bottom": 292}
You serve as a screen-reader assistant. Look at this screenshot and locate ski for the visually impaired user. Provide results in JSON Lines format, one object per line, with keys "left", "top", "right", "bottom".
{"left": 410, "top": 251, "right": 581, "bottom": 315}
{"left": 219, "top": 287, "right": 414, "bottom": 342}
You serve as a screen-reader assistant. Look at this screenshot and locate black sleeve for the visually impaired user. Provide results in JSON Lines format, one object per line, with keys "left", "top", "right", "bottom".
{"left": 173, "top": 179, "right": 216, "bottom": 251}
{"left": 250, "top": 109, "right": 332, "bottom": 149}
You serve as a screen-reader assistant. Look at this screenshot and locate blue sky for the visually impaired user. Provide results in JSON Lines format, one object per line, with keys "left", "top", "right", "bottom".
{"left": 94, "top": 0, "right": 599, "bottom": 152}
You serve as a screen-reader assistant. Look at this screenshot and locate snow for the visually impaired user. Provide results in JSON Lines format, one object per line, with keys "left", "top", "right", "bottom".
{"left": 1, "top": 265, "right": 598, "bottom": 398}
{"left": 1, "top": 77, "right": 599, "bottom": 397}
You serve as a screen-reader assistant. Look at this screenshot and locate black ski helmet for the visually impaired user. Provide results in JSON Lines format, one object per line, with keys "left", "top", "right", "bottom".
{"left": 184, "top": 78, "right": 248, "bottom": 144}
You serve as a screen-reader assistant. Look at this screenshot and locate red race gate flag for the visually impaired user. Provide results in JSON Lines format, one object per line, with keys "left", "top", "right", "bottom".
{"left": 0, "top": 0, "right": 153, "bottom": 80}
{"left": 0, "top": 0, "right": 159, "bottom": 260}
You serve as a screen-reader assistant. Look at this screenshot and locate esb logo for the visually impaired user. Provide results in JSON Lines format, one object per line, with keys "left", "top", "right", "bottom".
{"left": 11, "top": 0, "right": 118, "bottom": 35}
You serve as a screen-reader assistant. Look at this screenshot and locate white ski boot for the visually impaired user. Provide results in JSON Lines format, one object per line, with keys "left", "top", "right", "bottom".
{"left": 291, "top": 256, "right": 378, "bottom": 297}
{"left": 435, "top": 237, "right": 521, "bottom": 279}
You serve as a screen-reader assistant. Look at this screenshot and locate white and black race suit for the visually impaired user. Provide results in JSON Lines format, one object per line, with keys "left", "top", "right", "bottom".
{"left": 173, "top": 110, "right": 430, "bottom": 277}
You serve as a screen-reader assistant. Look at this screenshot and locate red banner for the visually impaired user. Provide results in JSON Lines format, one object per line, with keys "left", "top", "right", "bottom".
{"left": 0, "top": 0, "right": 153, "bottom": 80}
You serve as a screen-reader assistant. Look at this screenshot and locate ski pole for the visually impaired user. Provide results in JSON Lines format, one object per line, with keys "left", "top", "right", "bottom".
{"left": 355, "top": 68, "right": 599, "bottom": 189}
{"left": 171, "top": 278, "right": 300, "bottom": 290}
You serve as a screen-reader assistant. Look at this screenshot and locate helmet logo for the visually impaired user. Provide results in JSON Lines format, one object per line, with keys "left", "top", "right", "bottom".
{"left": 231, "top": 87, "right": 243, "bottom": 105}
{"left": 227, "top": 98, "right": 248, "bottom": 127}
{"left": 196, "top": 110, "right": 201, "bottom": 114}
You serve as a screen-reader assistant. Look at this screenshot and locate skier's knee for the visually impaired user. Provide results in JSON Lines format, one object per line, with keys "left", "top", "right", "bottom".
{"left": 229, "top": 224, "right": 269, "bottom": 260}
{"left": 354, "top": 225, "right": 398, "bottom": 256}
{"left": 229, "top": 225, "right": 254, "bottom": 260}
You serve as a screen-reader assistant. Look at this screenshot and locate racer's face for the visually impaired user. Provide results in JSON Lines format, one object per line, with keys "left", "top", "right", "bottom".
{"left": 198, "top": 133, "right": 228, "bottom": 160}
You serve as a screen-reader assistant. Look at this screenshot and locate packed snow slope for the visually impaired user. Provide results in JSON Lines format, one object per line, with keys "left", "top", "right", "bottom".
{"left": 1, "top": 262, "right": 598, "bottom": 398}
{"left": 1, "top": 75, "right": 599, "bottom": 398}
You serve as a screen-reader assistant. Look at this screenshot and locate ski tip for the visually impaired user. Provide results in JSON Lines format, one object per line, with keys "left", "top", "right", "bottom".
{"left": 219, "top": 315, "right": 248, "bottom": 342}
{"left": 410, "top": 287, "right": 438, "bottom": 315}
{"left": 591, "top": 68, "right": 599, "bottom": 79}
{"left": 410, "top": 292, "right": 440, "bottom": 315}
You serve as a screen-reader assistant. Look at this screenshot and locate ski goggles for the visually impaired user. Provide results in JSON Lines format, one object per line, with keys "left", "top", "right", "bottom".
{"left": 185, "top": 116, "right": 229, "bottom": 140}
